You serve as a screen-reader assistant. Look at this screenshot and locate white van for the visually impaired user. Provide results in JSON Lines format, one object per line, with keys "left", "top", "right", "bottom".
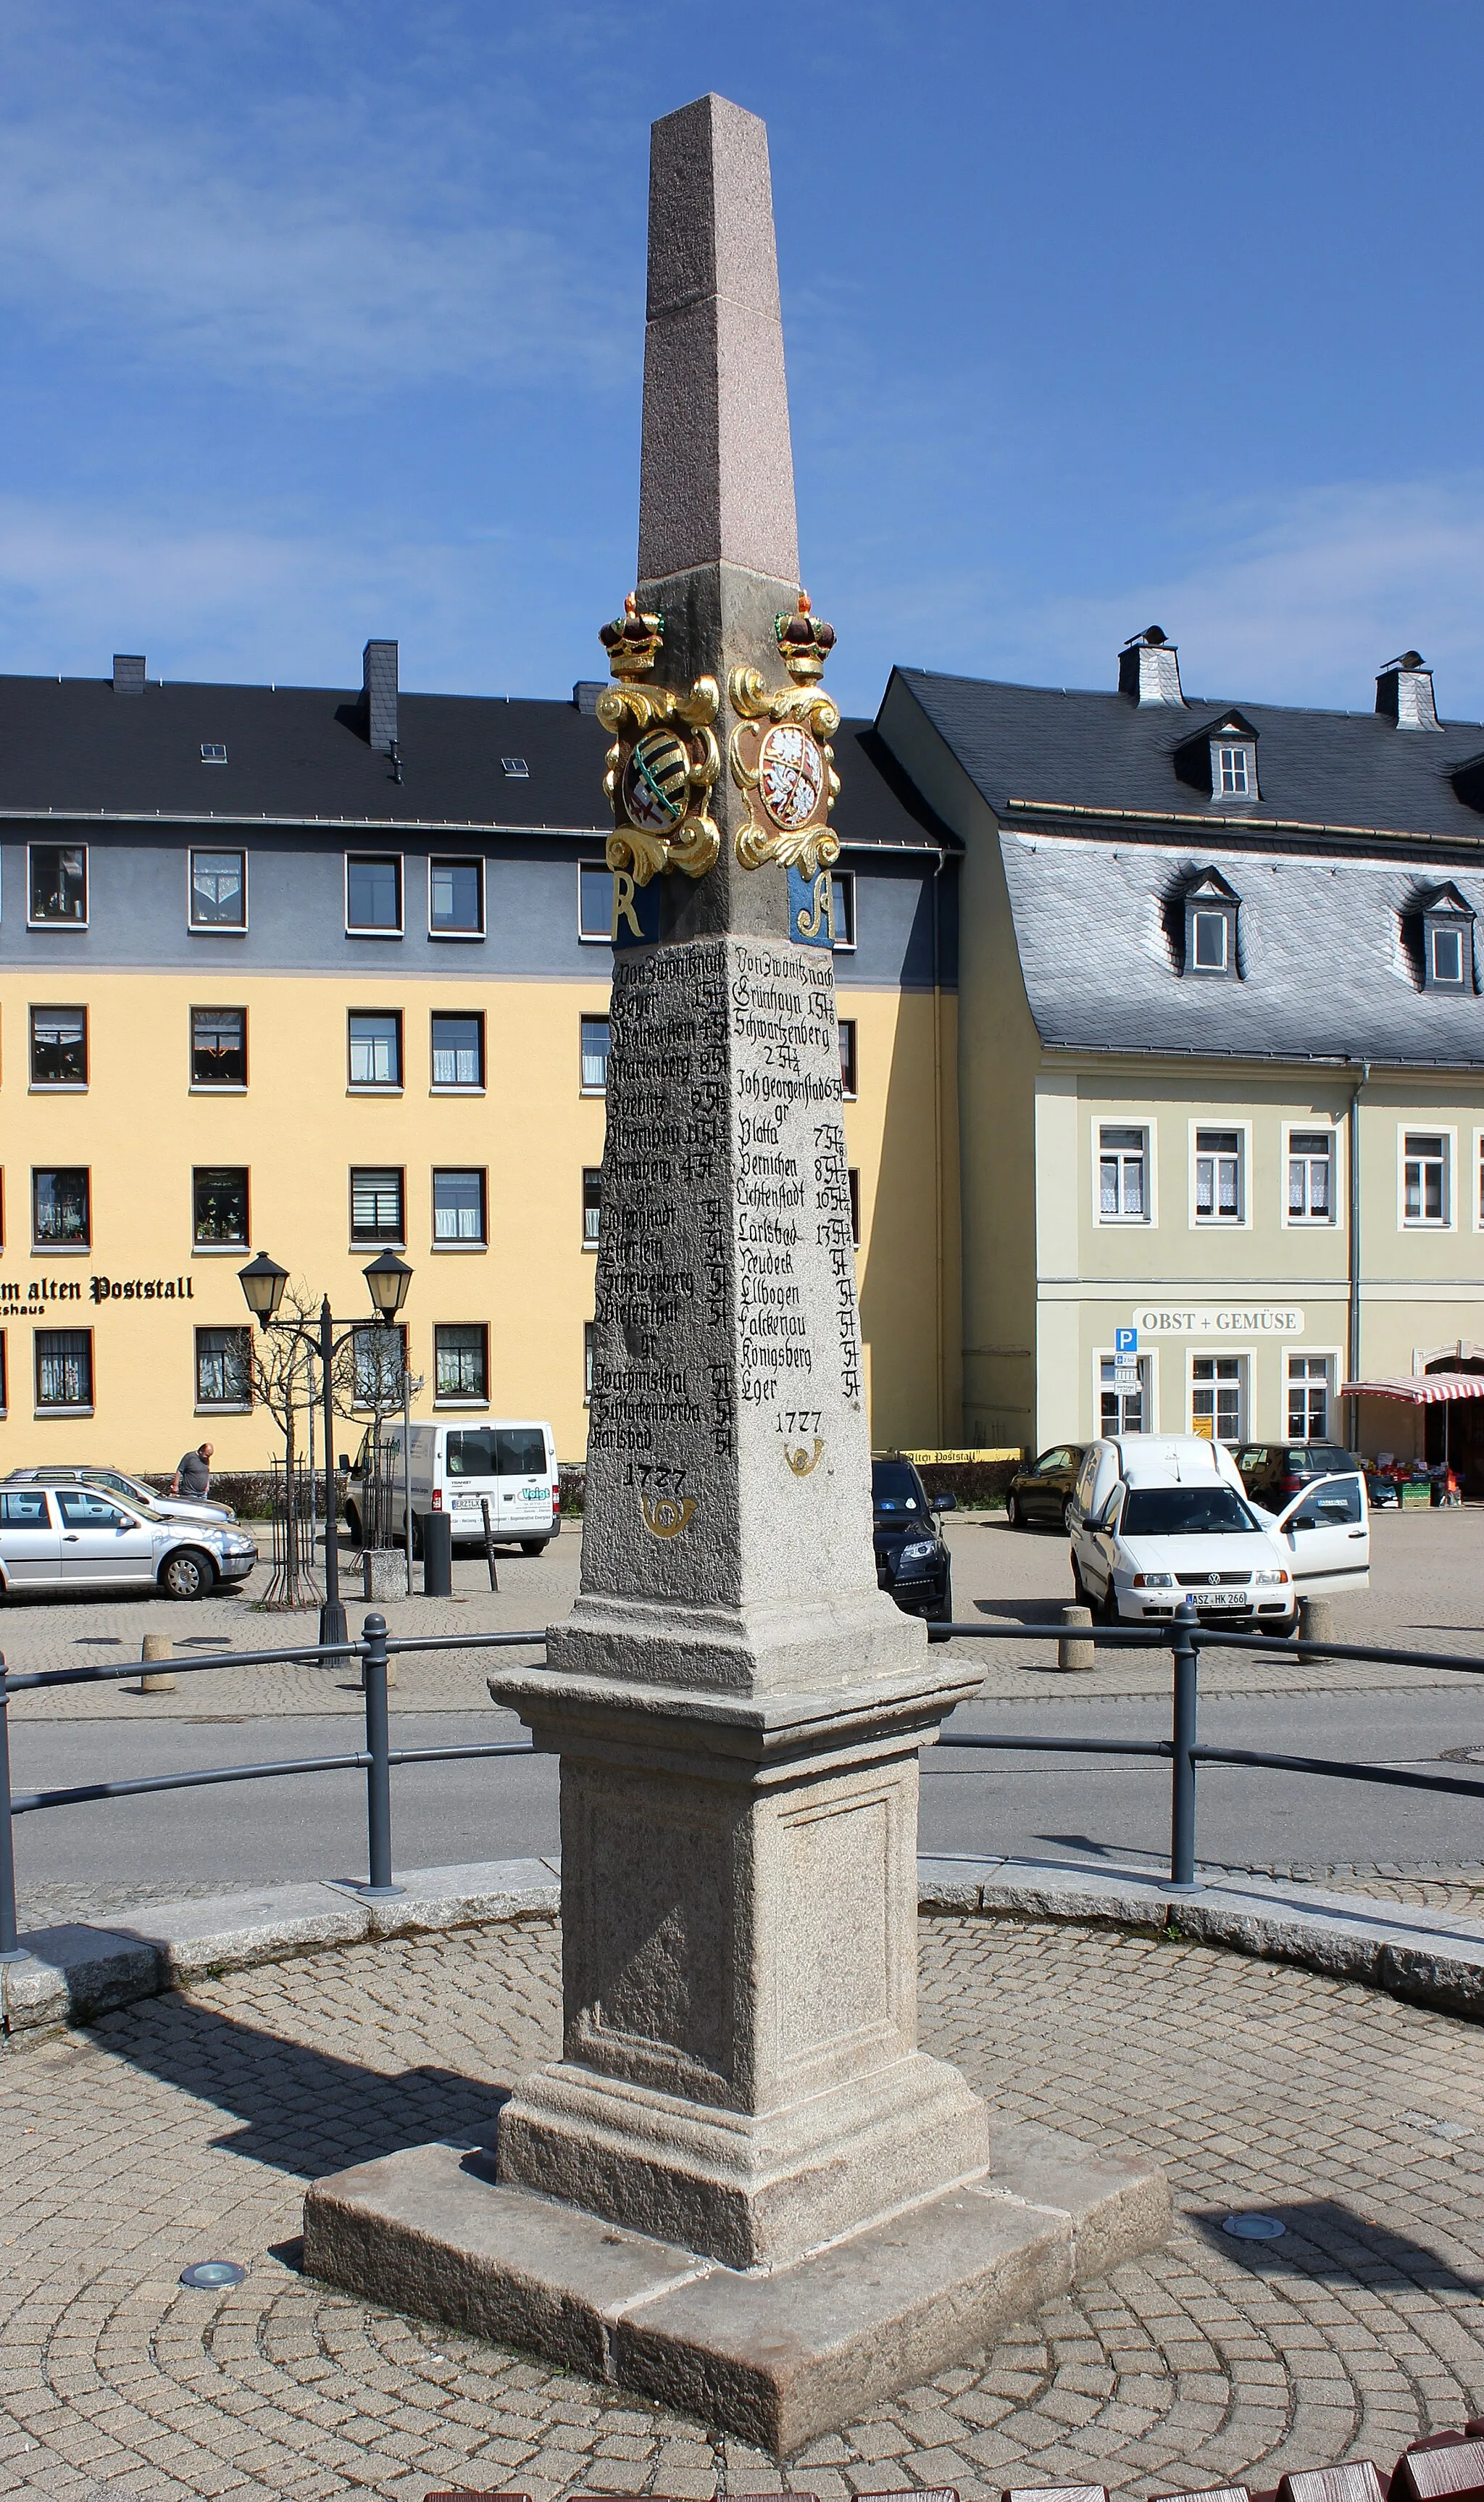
{"left": 344, "top": 1420, "right": 559, "bottom": 1555}
{"left": 1067, "top": 1432, "right": 1369, "bottom": 1630}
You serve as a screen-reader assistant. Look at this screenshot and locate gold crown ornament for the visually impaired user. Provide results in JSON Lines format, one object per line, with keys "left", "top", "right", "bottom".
{"left": 599, "top": 594, "right": 665, "bottom": 680}
{"left": 774, "top": 592, "right": 836, "bottom": 684}
{"left": 729, "top": 591, "right": 841, "bottom": 876}
{"left": 596, "top": 594, "right": 720, "bottom": 883}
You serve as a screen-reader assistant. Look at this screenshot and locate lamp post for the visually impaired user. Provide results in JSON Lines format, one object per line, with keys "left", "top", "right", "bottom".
{"left": 238, "top": 1250, "right": 412, "bottom": 1649}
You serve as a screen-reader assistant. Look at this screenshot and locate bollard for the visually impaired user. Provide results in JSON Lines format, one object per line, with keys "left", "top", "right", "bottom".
{"left": 1298, "top": 1594, "right": 1335, "bottom": 1659}
{"left": 140, "top": 1632, "right": 176, "bottom": 1694}
{"left": 422, "top": 1509, "right": 453, "bottom": 1597}
{"left": 360, "top": 1614, "right": 401, "bottom": 1898}
{"left": 1169, "top": 1602, "right": 1200, "bottom": 1891}
{"left": 1057, "top": 1603, "right": 1096, "bottom": 1671}
{"left": 0, "top": 1650, "right": 25, "bottom": 1961}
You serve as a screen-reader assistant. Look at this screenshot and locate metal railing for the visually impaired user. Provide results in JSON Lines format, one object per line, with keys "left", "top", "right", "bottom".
{"left": 930, "top": 1603, "right": 1484, "bottom": 1888}
{"left": 1, "top": 1601, "right": 1482, "bottom": 1962}
{"left": 0, "top": 1614, "right": 543, "bottom": 1961}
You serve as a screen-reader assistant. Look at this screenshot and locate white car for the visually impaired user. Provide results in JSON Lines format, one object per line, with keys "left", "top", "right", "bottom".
{"left": 0, "top": 1484, "right": 258, "bottom": 1601}
{"left": 6, "top": 1463, "right": 236, "bottom": 1527}
{"left": 1069, "top": 1434, "right": 1370, "bottom": 1633}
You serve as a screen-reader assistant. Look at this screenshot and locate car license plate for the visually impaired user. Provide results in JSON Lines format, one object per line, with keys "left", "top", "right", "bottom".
{"left": 1194, "top": 1589, "right": 1249, "bottom": 1608}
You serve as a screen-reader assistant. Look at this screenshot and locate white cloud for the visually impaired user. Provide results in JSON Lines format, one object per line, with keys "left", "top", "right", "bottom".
{"left": 0, "top": 495, "right": 621, "bottom": 697}
{"left": 0, "top": 3, "right": 632, "bottom": 396}
{"left": 842, "top": 477, "right": 1484, "bottom": 726}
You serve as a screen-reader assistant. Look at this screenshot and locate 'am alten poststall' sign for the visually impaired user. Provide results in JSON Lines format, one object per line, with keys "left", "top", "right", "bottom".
{"left": 0, "top": 1273, "right": 197, "bottom": 1318}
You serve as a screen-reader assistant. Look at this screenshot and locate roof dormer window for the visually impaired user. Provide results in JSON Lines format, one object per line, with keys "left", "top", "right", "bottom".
{"left": 1192, "top": 907, "right": 1230, "bottom": 971}
{"left": 1175, "top": 867, "right": 1241, "bottom": 979}
{"left": 1172, "top": 709, "right": 1259, "bottom": 805}
{"left": 1414, "top": 884, "right": 1475, "bottom": 992}
{"left": 1216, "top": 743, "right": 1250, "bottom": 798}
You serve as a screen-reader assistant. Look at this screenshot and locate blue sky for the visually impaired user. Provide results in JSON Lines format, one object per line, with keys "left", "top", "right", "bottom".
{"left": 3, "top": 0, "right": 1483, "bottom": 723}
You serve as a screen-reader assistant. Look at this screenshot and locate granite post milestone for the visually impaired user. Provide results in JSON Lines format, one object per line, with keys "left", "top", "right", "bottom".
{"left": 303, "top": 93, "right": 1169, "bottom": 2452}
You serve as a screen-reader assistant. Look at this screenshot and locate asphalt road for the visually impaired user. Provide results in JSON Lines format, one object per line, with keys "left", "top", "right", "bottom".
{"left": 8, "top": 1684, "right": 1483, "bottom": 1903}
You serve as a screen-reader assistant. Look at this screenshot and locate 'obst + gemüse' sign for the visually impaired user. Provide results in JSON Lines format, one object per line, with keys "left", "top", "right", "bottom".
{"left": 1130, "top": 1306, "right": 1305, "bottom": 1337}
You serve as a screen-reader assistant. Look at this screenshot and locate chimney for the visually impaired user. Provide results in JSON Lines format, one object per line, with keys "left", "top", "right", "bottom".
{"left": 1118, "top": 625, "right": 1184, "bottom": 706}
{"left": 1375, "top": 649, "right": 1441, "bottom": 731}
{"left": 572, "top": 680, "right": 606, "bottom": 714}
{"left": 112, "top": 654, "right": 146, "bottom": 695}
{"left": 362, "top": 639, "right": 398, "bottom": 751}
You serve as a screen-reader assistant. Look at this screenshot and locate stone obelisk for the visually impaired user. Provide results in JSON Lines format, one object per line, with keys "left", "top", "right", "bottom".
{"left": 303, "top": 95, "right": 1167, "bottom": 2454}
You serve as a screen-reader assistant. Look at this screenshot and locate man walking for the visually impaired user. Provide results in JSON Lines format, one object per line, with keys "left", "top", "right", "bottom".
{"left": 172, "top": 1442, "right": 214, "bottom": 1500}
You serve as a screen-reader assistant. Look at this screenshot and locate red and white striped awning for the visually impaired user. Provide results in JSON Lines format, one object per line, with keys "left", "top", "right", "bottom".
{"left": 1341, "top": 1373, "right": 1484, "bottom": 1405}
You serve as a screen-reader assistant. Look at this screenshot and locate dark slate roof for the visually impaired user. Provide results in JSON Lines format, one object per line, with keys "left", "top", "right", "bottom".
{"left": 0, "top": 672, "right": 941, "bottom": 853}
{"left": 999, "top": 831, "right": 1484, "bottom": 1065}
{"left": 896, "top": 666, "right": 1484, "bottom": 846}
{"left": 0, "top": 673, "right": 612, "bottom": 829}
{"left": 884, "top": 665, "right": 1484, "bottom": 1065}
{"left": 834, "top": 724, "right": 960, "bottom": 852}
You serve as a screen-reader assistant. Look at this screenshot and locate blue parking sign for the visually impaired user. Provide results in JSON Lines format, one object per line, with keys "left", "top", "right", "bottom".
{"left": 1114, "top": 1326, "right": 1138, "bottom": 1356}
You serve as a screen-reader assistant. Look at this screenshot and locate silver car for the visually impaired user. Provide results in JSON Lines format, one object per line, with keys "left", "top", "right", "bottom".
{"left": 6, "top": 1463, "right": 235, "bottom": 1526}
{"left": 0, "top": 1484, "right": 257, "bottom": 1600}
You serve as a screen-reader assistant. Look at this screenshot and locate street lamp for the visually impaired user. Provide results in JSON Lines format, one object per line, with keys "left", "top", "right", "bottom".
{"left": 238, "top": 1250, "right": 414, "bottom": 1650}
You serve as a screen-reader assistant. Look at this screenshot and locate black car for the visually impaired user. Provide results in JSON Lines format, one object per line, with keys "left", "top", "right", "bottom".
{"left": 872, "top": 1457, "right": 954, "bottom": 1621}
{"left": 1004, "top": 1444, "right": 1087, "bottom": 1534}
{"left": 1233, "top": 1441, "right": 1359, "bottom": 1505}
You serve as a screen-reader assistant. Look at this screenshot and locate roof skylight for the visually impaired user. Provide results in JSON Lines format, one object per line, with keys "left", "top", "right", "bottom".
{"left": 501, "top": 755, "right": 529, "bottom": 778}
{"left": 200, "top": 742, "right": 228, "bottom": 765}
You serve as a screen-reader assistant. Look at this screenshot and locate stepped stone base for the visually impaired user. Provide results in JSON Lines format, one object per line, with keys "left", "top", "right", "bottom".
{"left": 303, "top": 2124, "right": 1170, "bottom": 2453}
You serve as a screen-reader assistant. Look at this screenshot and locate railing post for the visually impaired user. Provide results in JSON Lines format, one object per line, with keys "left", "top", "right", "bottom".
{"left": 361, "top": 1614, "right": 401, "bottom": 1899}
{"left": 0, "top": 1651, "right": 28, "bottom": 1961}
{"left": 1169, "top": 1602, "right": 1200, "bottom": 1892}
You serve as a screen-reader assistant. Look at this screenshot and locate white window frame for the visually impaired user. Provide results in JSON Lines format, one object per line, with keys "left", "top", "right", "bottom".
{"left": 433, "top": 1321, "right": 490, "bottom": 1409}
{"left": 427, "top": 855, "right": 485, "bottom": 942}
{"left": 1190, "top": 908, "right": 1230, "bottom": 972}
{"left": 430, "top": 1166, "right": 488, "bottom": 1250}
{"left": 1398, "top": 1123, "right": 1455, "bottom": 1231}
{"left": 344, "top": 852, "right": 404, "bottom": 939}
{"left": 187, "top": 847, "right": 249, "bottom": 934}
{"left": 347, "top": 1010, "right": 404, "bottom": 1094}
{"left": 1425, "top": 919, "right": 1469, "bottom": 990}
{"left": 1283, "top": 1344, "right": 1343, "bottom": 1445}
{"left": 1282, "top": 1121, "right": 1341, "bottom": 1229}
{"left": 578, "top": 860, "right": 614, "bottom": 945}
{"left": 26, "top": 842, "right": 88, "bottom": 931}
{"left": 829, "top": 869, "right": 856, "bottom": 953}
{"left": 1091, "top": 1114, "right": 1157, "bottom": 1227}
{"left": 1188, "top": 1117, "right": 1251, "bottom": 1229}
{"left": 1216, "top": 744, "right": 1251, "bottom": 798}
{"left": 1092, "top": 1346, "right": 1159, "bottom": 1438}
{"left": 580, "top": 1013, "right": 611, "bottom": 1096}
{"left": 1187, "top": 1346, "right": 1251, "bottom": 1445}
{"left": 1474, "top": 1129, "right": 1484, "bottom": 1234}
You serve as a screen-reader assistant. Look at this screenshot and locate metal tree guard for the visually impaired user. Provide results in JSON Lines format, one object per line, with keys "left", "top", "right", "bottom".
{"left": 239, "top": 1251, "right": 412, "bottom": 1648}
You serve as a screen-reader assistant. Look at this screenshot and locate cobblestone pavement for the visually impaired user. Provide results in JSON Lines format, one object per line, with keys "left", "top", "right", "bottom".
{"left": 3, "top": 1914, "right": 1483, "bottom": 2502}
{"left": 8, "top": 1512, "right": 1484, "bottom": 1719}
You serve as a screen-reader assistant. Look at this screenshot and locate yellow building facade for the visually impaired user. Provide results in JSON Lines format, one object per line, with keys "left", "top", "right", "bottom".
{"left": 0, "top": 654, "right": 958, "bottom": 1473}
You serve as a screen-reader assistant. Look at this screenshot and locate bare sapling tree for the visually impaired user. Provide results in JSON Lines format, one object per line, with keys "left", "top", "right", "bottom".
{"left": 251, "top": 1281, "right": 329, "bottom": 1607}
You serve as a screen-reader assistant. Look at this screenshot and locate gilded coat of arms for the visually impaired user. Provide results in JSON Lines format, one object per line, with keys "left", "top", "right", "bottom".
{"left": 729, "top": 594, "right": 841, "bottom": 878}
{"left": 596, "top": 597, "right": 721, "bottom": 884}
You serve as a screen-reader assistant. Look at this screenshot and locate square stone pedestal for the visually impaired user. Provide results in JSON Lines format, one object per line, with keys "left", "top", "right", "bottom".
{"left": 304, "top": 2121, "right": 1170, "bottom": 2453}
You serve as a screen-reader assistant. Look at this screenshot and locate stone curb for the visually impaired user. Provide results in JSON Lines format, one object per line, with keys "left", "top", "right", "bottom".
{"left": 1, "top": 1858, "right": 559, "bottom": 2042}
{"left": 919, "top": 1853, "right": 1484, "bottom": 2018}
{"left": 5, "top": 1850, "right": 1482, "bottom": 2045}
